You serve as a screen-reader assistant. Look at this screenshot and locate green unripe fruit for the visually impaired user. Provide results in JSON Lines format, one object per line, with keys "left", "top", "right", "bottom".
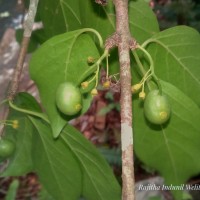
{"left": 144, "top": 90, "right": 171, "bottom": 125}
{"left": 0, "top": 139, "right": 15, "bottom": 159}
{"left": 56, "top": 82, "right": 82, "bottom": 116}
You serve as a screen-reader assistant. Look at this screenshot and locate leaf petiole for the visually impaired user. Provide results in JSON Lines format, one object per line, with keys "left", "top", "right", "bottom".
{"left": 9, "top": 101, "right": 50, "bottom": 124}
{"left": 132, "top": 50, "right": 152, "bottom": 90}
{"left": 136, "top": 45, "right": 154, "bottom": 73}
{"left": 135, "top": 45, "right": 162, "bottom": 94}
{"left": 79, "top": 28, "right": 104, "bottom": 48}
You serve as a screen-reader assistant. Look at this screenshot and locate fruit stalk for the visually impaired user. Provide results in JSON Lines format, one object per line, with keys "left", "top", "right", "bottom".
{"left": 113, "top": 0, "right": 135, "bottom": 199}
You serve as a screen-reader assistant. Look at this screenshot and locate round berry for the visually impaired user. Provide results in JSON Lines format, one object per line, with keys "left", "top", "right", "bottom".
{"left": 144, "top": 90, "right": 171, "bottom": 125}
{"left": 0, "top": 139, "right": 15, "bottom": 159}
{"left": 56, "top": 82, "right": 82, "bottom": 116}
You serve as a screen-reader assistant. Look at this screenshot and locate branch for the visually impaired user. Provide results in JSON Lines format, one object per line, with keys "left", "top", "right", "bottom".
{"left": 113, "top": 0, "right": 135, "bottom": 199}
{"left": 7, "top": 0, "right": 39, "bottom": 101}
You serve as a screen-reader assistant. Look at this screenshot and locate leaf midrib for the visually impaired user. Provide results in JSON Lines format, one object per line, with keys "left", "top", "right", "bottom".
{"left": 161, "top": 127, "right": 179, "bottom": 183}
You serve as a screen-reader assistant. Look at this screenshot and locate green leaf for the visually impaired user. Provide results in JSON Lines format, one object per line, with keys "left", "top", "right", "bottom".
{"left": 5, "top": 179, "right": 19, "bottom": 200}
{"left": 30, "top": 117, "right": 82, "bottom": 200}
{"left": 108, "top": 0, "right": 159, "bottom": 75}
{"left": 1, "top": 93, "right": 40, "bottom": 176}
{"left": 29, "top": 30, "right": 100, "bottom": 137}
{"left": 78, "top": 0, "right": 115, "bottom": 42}
{"left": 133, "top": 80, "right": 200, "bottom": 200}
{"left": 38, "top": 0, "right": 159, "bottom": 43}
{"left": 1, "top": 116, "right": 34, "bottom": 176}
{"left": 129, "top": 0, "right": 159, "bottom": 44}
{"left": 13, "top": 92, "right": 42, "bottom": 113}
{"left": 38, "top": 187, "right": 54, "bottom": 200}
{"left": 38, "top": 0, "right": 82, "bottom": 40}
{"left": 144, "top": 26, "right": 200, "bottom": 106}
{"left": 80, "top": 0, "right": 159, "bottom": 43}
{"left": 35, "top": 0, "right": 160, "bottom": 99}
{"left": 29, "top": 117, "right": 121, "bottom": 200}
{"left": 61, "top": 125, "right": 121, "bottom": 200}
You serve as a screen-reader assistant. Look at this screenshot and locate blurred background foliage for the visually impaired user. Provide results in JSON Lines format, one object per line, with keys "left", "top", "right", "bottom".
{"left": 152, "top": 0, "right": 200, "bottom": 31}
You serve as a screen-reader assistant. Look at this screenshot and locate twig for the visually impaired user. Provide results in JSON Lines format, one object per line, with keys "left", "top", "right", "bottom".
{"left": 112, "top": 0, "right": 135, "bottom": 199}
{"left": 0, "top": 0, "right": 39, "bottom": 138}
{"left": 7, "top": 0, "right": 39, "bottom": 101}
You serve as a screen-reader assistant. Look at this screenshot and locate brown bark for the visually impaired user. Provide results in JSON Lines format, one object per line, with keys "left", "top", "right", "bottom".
{"left": 113, "top": 0, "right": 135, "bottom": 199}
{"left": 7, "top": 0, "right": 39, "bottom": 101}
{"left": 7, "top": 37, "right": 30, "bottom": 100}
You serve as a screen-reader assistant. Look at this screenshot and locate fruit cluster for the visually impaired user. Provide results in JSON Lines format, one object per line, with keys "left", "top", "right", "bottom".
{"left": 131, "top": 45, "right": 171, "bottom": 125}
{"left": 55, "top": 52, "right": 114, "bottom": 116}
